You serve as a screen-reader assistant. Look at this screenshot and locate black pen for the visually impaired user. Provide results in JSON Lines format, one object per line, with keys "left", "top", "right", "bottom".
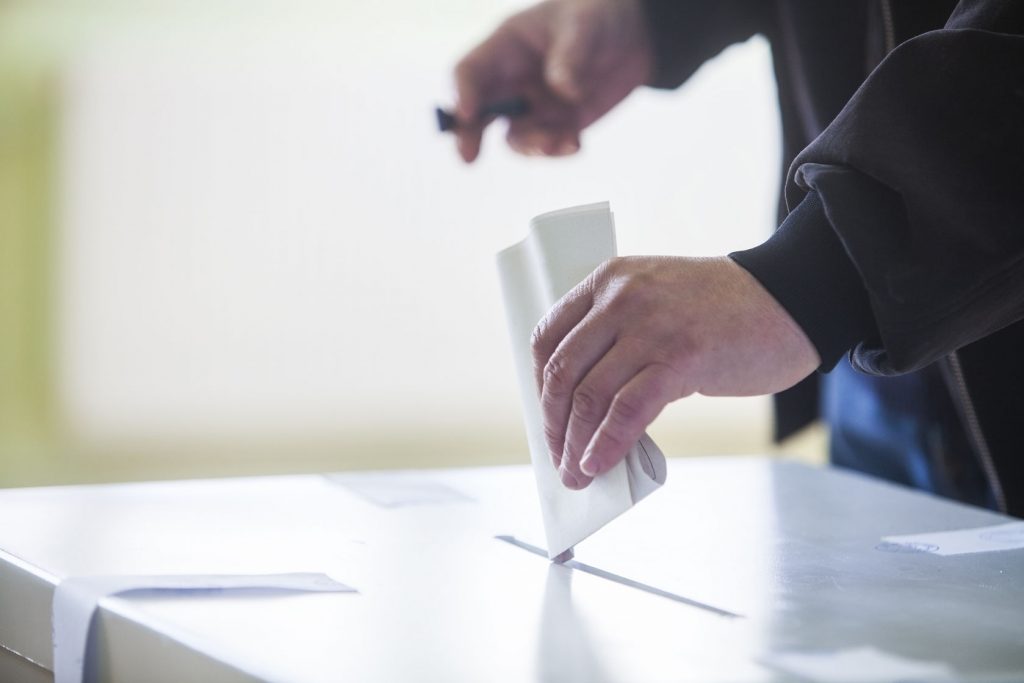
{"left": 435, "top": 97, "right": 530, "bottom": 132}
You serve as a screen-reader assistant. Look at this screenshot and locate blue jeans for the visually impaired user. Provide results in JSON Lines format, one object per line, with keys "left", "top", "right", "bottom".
{"left": 822, "top": 359, "right": 995, "bottom": 510}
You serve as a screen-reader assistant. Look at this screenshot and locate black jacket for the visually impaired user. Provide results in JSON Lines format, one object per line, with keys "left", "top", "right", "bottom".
{"left": 642, "top": 0, "right": 1024, "bottom": 516}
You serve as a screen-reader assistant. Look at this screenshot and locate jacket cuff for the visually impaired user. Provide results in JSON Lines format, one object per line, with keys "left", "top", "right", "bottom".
{"left": 729, "top": 192, "right": 879, "bottom": 370}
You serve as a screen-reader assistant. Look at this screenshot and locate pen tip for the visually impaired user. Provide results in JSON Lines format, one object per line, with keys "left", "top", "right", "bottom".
{"left": 435, "top": 106, "right": 457, "bottom": 133}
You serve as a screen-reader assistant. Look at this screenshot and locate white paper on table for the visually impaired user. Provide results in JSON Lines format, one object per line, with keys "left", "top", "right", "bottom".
{"left": 53, "top": 572, "right": 354, "bottom": 683}
{"left": 760, "top": 646, "right": 955, "bottom": 682}
{"left": 496, "top": 202, "right": 667, "bottom": 559}
{"left": 882, "top": 521, "right": 1024, "bottom": 556}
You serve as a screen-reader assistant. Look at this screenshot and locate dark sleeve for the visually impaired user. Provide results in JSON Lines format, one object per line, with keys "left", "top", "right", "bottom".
{"left": 729, "top": 191, "right": 879, "bottom": 371}
{"left": 642, "top": 0, "right": 771, "bottom": 89}
{"left": 783, "top": 0, "right": 1024, "bottom": 375}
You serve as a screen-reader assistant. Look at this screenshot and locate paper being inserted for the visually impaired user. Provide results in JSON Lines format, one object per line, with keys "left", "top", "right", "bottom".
{"left": 496, "top": 202, "right": 666, "bottom": 560}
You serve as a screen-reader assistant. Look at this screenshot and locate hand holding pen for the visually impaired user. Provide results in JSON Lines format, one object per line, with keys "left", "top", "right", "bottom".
{"left": 442, "top": 0, "right": 655, "bottom": 163}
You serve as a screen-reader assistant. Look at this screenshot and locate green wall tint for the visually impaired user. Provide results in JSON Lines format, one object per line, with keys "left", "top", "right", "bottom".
{"left": 0, "top": 6, "right": 62, "bottom": 477}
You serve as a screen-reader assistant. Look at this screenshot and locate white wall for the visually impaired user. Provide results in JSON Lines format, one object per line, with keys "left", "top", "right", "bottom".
{"left": 50, "top": 0, "right": 781, "bottom": 465}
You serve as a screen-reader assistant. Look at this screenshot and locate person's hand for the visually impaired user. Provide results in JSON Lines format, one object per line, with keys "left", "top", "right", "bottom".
{"left": 453, "top": 0, "right": 652, "bottom": 162}
{"left": 532, "top": 256, "right": 820, "bottom": 489}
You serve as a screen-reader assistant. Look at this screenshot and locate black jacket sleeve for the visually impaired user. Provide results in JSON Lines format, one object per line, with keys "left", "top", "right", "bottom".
{"left": 642, "top": 0, "right": 770, "bottom": 88}
{"left": 743, "top": 0, "right": 1024, "bottom": 376}
{"left": 730, "top": 191, "right": 879, "bottom": 370}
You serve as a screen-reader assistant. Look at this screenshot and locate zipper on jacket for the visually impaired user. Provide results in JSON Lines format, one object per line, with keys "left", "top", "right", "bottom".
{"left": 945, "top": 352, "right": 1008, "bottom": 513}
{"left": 880, "top": 0, "right": 896, "bottom": 54}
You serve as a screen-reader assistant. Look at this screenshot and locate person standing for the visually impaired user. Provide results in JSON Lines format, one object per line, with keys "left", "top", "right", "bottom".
{"left": 450, "top": 0, "right": 1024, "bottom": 516}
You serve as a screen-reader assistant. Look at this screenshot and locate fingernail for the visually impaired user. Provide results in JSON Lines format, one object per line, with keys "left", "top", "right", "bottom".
{"left": 559, "top": 466, "right": 579, "bottom": 489}
{"left": 580, "top": 453, "right": 600, "bottom": 477}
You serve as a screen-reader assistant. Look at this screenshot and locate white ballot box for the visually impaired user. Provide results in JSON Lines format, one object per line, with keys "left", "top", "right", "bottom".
{"left": 0, "top": 458, "right": 1021, "bottom": 682}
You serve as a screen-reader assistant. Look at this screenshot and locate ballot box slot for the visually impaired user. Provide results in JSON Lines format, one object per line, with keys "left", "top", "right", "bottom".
{"left": 495, "top": 535, "right": 743, "bottom": 619}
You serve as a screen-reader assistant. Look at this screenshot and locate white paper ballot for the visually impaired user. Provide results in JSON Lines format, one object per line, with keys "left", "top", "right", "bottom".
{"left": 882, "top": 521, "right": 1024, "bottom": 556}
{"left": 497, "top": 202, "right": 667, "bottom": 559}
{"left": 53, "top": 573, "right": 354, "bottom": 683}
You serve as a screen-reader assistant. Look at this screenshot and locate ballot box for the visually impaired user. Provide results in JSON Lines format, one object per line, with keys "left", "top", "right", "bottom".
{"left": 0, "top": 457, "right": 1021, "bottom": 682}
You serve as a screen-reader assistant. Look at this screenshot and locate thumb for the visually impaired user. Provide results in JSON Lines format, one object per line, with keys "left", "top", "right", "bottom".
{"left": 544, "top": 12, "right": 593, "bottom": 103}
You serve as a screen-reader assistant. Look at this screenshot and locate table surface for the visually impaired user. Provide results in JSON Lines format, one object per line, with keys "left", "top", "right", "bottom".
{"left": 0, "top": 457, "right": 1022, "bottom": 682}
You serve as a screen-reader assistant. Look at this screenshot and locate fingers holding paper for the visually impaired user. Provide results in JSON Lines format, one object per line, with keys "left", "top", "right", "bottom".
{"left": 532, "top": 256, "right": 820, "bottom": 489}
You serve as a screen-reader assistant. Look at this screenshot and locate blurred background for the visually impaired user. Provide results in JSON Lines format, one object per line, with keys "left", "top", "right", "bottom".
{"left": 0, "top": 0, "right": 824, "bottom": 487}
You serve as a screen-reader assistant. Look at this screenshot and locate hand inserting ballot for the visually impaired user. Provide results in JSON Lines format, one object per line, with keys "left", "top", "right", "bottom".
{"left": 532, "top": 256, "right": 819, "bottom": 490}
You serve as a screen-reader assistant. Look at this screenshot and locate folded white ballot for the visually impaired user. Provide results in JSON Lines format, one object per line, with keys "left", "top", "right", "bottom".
{"left": 496, "top": 202, "right": 667, "bottom": 560}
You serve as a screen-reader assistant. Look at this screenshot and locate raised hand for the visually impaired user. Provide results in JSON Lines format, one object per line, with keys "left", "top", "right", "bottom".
{"left": 452, "top": 0, "right": 653, "bottom": 162}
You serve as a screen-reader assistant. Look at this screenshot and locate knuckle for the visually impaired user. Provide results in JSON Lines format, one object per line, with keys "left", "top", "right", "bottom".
{"left": 571, "top": 385, "right": 603, "bottom": 424}
{"left": 600, "top": 269, "right": 655, "bottom": 313}
{"left": 565, "top": 276, "right": 594, "bottom": 307}
{"left": 530, "top": 317, "right": 551, "bottom": 355}
{"left": 608, "top": 390, "right": 649, "bottom": 429}
{"left": 591, "top": 257, "right": 620, "bottom": 285}
{"left": 542, "top": 355, "right": 572, "bottom": 398}
{"left": 620, "top": 275, "right": 656, "bottom": 307}
{"left": 543, "top": 422, "right": 565, "bottom": 451}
